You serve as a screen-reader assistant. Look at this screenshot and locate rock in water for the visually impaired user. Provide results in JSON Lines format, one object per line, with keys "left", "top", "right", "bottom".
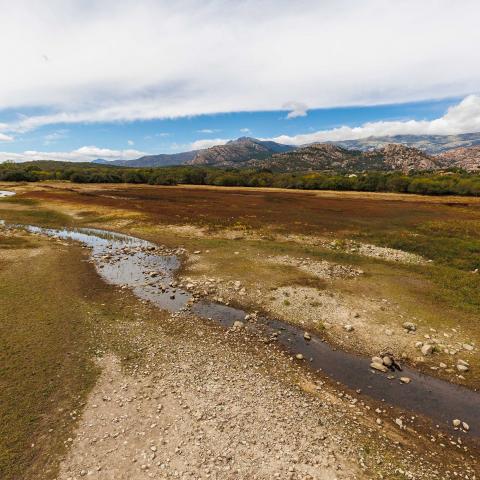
{"left": 370, "top": 362, "right": 388, "bottom": 373}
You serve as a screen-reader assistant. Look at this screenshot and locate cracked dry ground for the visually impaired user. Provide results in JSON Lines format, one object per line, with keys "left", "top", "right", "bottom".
{"left": 56, "top": 304, "right": 477, "bottom": 480}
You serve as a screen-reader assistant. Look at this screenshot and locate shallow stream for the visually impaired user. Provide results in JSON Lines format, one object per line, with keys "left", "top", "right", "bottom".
{"left": 4, "top": 221, "right": 479, "bottom": 438}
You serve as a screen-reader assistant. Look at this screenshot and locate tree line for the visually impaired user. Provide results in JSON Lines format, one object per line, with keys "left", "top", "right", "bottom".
{"left": 1, "top": 161, "right": 480, "bottom": 196}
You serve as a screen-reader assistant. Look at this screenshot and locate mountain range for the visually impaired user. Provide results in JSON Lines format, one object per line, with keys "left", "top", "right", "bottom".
{"left": 93, "top": 133, "right": 480, "bottom": 172}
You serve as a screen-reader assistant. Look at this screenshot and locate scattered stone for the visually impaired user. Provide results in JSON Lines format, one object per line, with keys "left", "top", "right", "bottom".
{"left": 232, "top": 320, "right": 245, "bottom": 330}
{"left": 399, "top": 377, "right": 411, "bottom": 384}
{"left": 295, "top": 353, "right": 304, "bottom": 360}
{"left": 370, "top": 362, "right": 388, "bottom": 373}
{"left": 421, "top": 344, "right": 434, "bottom": 356}
{"left": 303, "top": 332, "right": 311, "bottom": 341}
{"left": 344, "top": 324, "right": 354, "bottom": 332}
{"left": 403, "top": 322, "right": 417, "bottom": 332}
{"left": 463, "top": 343, "right": 474, "bottom": 351}
{"left": 382, "top": 356, "right": 393, "bottom": 367}
{"left": 462, "top": 422, "right": 470, "bottom": 431}
{"left": 452, "top": 419, "right": 461, "bottom": 427}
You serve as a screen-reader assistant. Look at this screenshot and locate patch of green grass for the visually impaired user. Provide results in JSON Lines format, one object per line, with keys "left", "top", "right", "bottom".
{"left": 0, "top": 240, "right": 99, "bottom": 479}
{"left": 1, "top": 197, "right": 39, "bottom": 206}
{"left": 0, "top": 207, "right": 72, "bottom": 228}
{"left": 0, "top": 235, "right": 34, "bottom": 250}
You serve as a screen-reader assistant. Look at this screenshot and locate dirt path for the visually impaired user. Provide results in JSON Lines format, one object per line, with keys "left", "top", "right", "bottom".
{"left": 53, "top": 305, "right": 478, "bottom": 480}
{"left": 56, "top": 313, "right": 362, "bottom": 480}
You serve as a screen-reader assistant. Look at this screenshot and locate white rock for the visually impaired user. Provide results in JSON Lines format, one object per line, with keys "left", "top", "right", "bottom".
{"left": 421, "top": 344, "right": 434, "bottom": 356}
{"left": 382, "top": 356, "right": 393, "bottom": 367}
{"left": 370, "top": 362, "right": 388, "bottom": 373}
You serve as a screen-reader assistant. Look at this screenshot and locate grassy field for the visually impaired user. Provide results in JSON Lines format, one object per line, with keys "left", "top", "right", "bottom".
{"left": 0, "top": 225, "right": 171, "bottom": 479}
{"left": 1, "top": 182, "right": 480, "bottom": 478}
{"left": 1, "top": 182, "right": 479, "bottom": 387}
{"left": 0, "top": 233, "right": 98, "bottom": 479}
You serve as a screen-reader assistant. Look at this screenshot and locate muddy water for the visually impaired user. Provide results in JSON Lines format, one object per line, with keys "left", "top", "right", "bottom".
{"left": 25, "top": 226, "right": 191, "bottom": 312}
{"left": 7, "top": 223, "right": 480, "bottom": 437}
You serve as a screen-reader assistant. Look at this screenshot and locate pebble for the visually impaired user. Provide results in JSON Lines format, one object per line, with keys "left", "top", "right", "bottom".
{"left": 403, "top": 322, "right": 417, "bottom": 332}
{"left": 399, "top": 377, "right": 411, "bottom": 384}
{"left": 421, "top": 344, "right": 434, "bottom": 356}
{"left": 232, "top": 320, "right": 245, "bottom": 330}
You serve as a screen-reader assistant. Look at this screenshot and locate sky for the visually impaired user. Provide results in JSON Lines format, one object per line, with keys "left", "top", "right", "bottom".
{"left": 1, "top": 0, "right": 480, "bottom": 162}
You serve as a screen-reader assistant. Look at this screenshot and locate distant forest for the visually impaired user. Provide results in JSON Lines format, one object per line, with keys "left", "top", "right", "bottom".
{"left": 1, "top": 160, "right": 480, "bottom": 196}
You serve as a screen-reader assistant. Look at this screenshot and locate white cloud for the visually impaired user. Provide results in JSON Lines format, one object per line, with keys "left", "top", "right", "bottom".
{"left": 196, "top": 129, "right": 219, "bottom": 134}
{"left": 189, "top": 138, "right": 229, "bottom": 150}
{"left": 284, "top": 102, "right": 308, "bottom": 119}
{"left": 0, "top": 133, "right": 14, "bottom": 142}
{"left": 269, "top": 95, "right": 480, "bottom": 145}
{"left": 240, "top": 128, "right": 251, "bottom": 134}
{"left": 43, "top": 129, "right": 68, "bottom": 145}
{"left": 127, "top": 139, "right": 134, "bottom": 145}
{"left": 0, "top": 146, "right": 145, "bottom": 163}
{"left": 0, "top": 1, "right": 479, "bottom": 131}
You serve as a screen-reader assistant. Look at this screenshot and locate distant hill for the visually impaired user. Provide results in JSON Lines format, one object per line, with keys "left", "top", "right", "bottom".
{"left": 6, "top": 134, "right": 480, "bottom": 173}
{"left": 249, "top": 143, "right": 440, "bottom": 173}
{"left": 330, "top": 132, "right": 480, "bottom": 154}
{"left": 436, "top": 146, "right": 480, "bottom": 172}
{"left": 92, "top": 150, "right": 197, "bottom": 167}
{"left": 95, "top": 133, "right": 480, "bottom": 171}
{"left": 187, "top": 137, "right": 295, "bottom": 166}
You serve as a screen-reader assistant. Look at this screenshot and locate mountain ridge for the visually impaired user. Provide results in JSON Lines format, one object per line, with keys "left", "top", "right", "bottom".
{"left": 91, "top": 133, "right": 480, "bottom": 172}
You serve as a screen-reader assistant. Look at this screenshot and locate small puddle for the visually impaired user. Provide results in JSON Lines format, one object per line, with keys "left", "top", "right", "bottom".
{"left": 0, "top": 190, "right": 16, "bottom": 198}
{"left": 5, "top": 222, "right": 479, "bottom": 438}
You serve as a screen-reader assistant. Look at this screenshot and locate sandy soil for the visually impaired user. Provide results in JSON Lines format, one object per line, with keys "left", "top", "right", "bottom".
{"left": 56, "top": 314, "right": 364, "bottom": 480}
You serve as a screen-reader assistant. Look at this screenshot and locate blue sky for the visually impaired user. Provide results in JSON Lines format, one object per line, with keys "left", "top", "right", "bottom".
{"left": 1, "top": 1, "right": 480, "bottom": 162}
{"left": 1, "top": 97, "right": 461, "bottom": 158}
